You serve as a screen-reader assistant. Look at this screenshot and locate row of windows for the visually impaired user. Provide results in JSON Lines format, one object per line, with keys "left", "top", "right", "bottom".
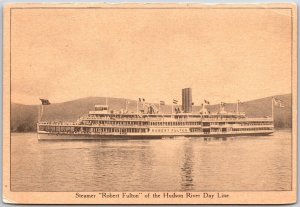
{"left": 211, "top": 129, "right": 227, "bottom": 132}
{"left": 40, "top": 126, "right": 147, "bottom": 133}
{"left": 150, "top": 128, "right": 189, "bottom": 133}
{"left": 232, "top": 127, "right": 273, "bottom": 131}
{"left": 84, "top": 121, "right": 202, "bottom": 126}
{"left": 240, "top": 123, "right": 273, "bottom": 126}
{"left": 89, "top": 115, "right": 142, "bottom": 119}
{"left": 150, "top": 122, "right": 201, "bottom": 126}
{"left": 90, "top": 128, "right": 146, "bottom": 133}
{"left": 203, "top": 122, "right": 273, "bottom": 126}
{"left": 83, "top": 121, "right": 147, "bottom": 126}
{"left": 39, "top": 126, "right": 73, "bottom": 132}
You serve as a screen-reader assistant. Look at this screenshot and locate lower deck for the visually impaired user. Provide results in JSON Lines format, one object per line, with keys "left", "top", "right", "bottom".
{"left": 37, "top": 121, "right": 274, "bottom": 139}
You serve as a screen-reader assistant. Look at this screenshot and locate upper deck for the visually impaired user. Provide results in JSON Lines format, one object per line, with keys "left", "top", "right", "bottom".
{"left": 84, "top": 110, "right": 272, "bottom": 123}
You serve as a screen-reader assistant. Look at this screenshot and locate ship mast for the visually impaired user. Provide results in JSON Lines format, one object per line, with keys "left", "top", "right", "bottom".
{"left": 38, "top": 101, "right": 44, "bottom": 122}
{"left": 38, "top": 104, "right": 41, "bottom": 122}
{"left": 125, "top": 99, "right": 128, "bottom": 112}
{"left": 172, "top": 99, "right": 178, "bottom": 114}
{"left": 158, "top": 103, "right": 160, "bottom": 113}
{"left": 271, "top": 97, "right": 274, "bottom": 121}
{"left": 38, "top": 98, "right": 50, "bottom": 122}
{"left": 40, "top": 104, "right": 44, "bottom": 122}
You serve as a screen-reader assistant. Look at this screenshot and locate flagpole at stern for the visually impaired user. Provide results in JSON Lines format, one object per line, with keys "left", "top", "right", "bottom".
{"left": 271, "top": 98, "right": 274, "bottom": 122}
{"left": 41, "top": 104, "right": 44, "bottom": 122}
{"left": 38, "top": 104, "right": 45, "bottom": 123}
{"left": 37, "top": 103, "right": 43, "bottom": 138}
{"left": 38, "top": 98, "right": 51, "bottom": 122}
{"left": 37, "top": 98, "right": 40, "bottom": 123}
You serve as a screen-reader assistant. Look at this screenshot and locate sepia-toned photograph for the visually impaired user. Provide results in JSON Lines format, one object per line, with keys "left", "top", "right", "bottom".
{"left": 3, "top": 3, "right": 297, "bottom": 204}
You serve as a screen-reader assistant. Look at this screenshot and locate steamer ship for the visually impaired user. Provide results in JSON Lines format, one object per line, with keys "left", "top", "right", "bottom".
{"left": 37, "top": 88, "right": 278, "bottom": 140}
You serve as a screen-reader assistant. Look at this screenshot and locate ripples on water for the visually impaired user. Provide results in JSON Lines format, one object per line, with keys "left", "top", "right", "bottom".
{"left": 11, "top": 130, "right": 292, "bottom": 192}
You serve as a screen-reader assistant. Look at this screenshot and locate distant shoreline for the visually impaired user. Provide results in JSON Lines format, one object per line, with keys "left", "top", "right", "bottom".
{"left": 11, "top": 94, "right": 292, "bottom": 132}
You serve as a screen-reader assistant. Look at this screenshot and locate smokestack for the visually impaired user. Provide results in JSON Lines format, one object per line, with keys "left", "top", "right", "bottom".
{"left": 182, "top": 88, "right": 192, "bottom": 113}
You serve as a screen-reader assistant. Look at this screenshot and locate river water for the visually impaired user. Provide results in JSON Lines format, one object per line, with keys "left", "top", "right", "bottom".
{"left": 11, "top": 130, "right": 292, "bottom": 192}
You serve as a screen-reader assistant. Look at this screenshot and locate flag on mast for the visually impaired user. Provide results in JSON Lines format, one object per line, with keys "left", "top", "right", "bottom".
{"left": 40, "top": 99, "right": 51, "bottom": 105}
{"left": 273, "top": 98, "right": 284, "bottom": 107}
{"left": 204, "top": 100, "right": 210, "bottom": 104}
{"left": 173, "top": 99, "right": 178, "bottom": 104}
{"left": 139, "top": 98, "right": 145, "bottom": 102}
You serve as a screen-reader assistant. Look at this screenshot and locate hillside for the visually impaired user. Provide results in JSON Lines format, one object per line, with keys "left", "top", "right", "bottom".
{"left": 11, "top": 94, "right": 292, "bottom": 132}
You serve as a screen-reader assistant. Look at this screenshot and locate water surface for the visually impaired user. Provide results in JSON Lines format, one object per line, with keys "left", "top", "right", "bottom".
{"left": 11, "top": 130, "right": 292, "bottom": 192}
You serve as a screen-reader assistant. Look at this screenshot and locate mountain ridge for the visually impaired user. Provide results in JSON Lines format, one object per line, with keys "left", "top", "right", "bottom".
{"left": 11, "top": 94, "right": 292, "bottom": 132}
{"left": 12, "top": 93, "right": 292, "bottom": 106}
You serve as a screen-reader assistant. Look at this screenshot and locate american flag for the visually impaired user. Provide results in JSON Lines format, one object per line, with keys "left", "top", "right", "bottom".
{"left": 40, "top": 99, "right": 51, "bottom": 105}
{"left": 204, "top": 100, "right": 210, "bottom": 104}
{"left": 273, "top": 98, "right": 284, "bottom": 107}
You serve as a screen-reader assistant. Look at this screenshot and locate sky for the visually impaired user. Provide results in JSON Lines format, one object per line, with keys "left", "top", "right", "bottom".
{"left": 10, "top": 6, "right": 292, "bottom": 105}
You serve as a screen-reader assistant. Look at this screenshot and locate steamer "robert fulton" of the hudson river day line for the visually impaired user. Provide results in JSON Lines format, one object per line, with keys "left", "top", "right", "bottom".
{"left": 37, "top": 88, "right": 278, "bottom": 140}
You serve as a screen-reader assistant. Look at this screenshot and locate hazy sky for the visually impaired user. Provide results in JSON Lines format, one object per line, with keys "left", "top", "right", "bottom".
{"left": 11, "top": 7, "right": 292, "bottom": 105}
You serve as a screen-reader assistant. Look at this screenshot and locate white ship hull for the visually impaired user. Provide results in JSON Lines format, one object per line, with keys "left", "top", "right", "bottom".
{"left": 37, "top": 130, "right": 274, "bottom": 140}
